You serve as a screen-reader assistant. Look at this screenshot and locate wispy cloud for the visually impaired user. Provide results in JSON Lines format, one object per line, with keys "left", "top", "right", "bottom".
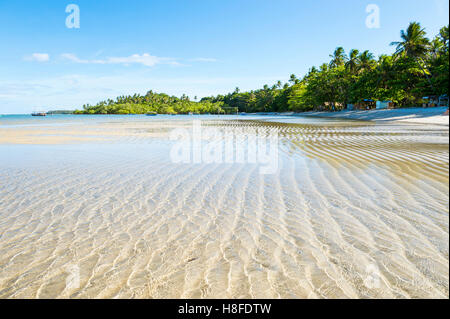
{"left": 61, "top": 53, "right": 181, "bottom": 67}
{"left": 24, "top": 53, "right": 50, "bottom": 62}
{"left": 60, "top": 53, "right": 218, "bottom": 67}
{"left": 60, "top": 53, "right": 89, "bottom": 64}
{"left": 190, "top": 58, "right": 218, "bottom": 62}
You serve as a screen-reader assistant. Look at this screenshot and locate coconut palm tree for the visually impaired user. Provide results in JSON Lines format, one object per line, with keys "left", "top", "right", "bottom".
{"left": 320, "top": 63, "right": 329, "bottom": 72}
{"left": 329, "top": 47, "right": 347, "bottom": 68}
{"left": 276, "top": 80, "right": 282, "bottom": 89}
{"left": 390, "top": 22, "right": 433, "bottom": 90}
{"left": 429, "top": 37, "right": 444, "bottom": 59}
{"left": 391, "top": 22, "right": 430, "bottom": 57}
{"left": 358, "top": 50, "right": 376, "bottom": 73}
{"left": 289, "top": 74, "right": 297, "bottom": 85}
{"left": 345, "top": 49, "right": 360, "bottom": 74}
{"left": 439, "top": 25, "right": 449, "bottom": 51}
{"left": 375, "top": 55, "right": 394, "bottom": 90}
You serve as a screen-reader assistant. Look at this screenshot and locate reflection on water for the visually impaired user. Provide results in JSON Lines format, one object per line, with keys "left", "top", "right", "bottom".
{"left": 0, "top": 116, "right": 448, "bottom": 298}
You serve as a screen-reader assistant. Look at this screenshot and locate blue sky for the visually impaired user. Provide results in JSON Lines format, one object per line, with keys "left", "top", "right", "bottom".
{"left": 0, "top": 0, "right": 448, "bottom": 113}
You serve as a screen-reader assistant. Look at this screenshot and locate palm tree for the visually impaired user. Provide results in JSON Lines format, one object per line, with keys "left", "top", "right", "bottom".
{"left": 303, "top": 66, "right": 319, "bottom": 83}
{"left": 390, "top": 21, "right": 433, "bottom": 90}
{"left": 439, "top": 25, "right": 449, "bottom": 51}
{"left": 329, "top": 47, "right": 347, "bottom": 68}
{"left": 289, "top": 74, "right": 297, "bottom": 85}
{"left": 358, "top": 50, "right": 376, "bottom": 72}
{"left": 320, "top": 63, "right": 329, "bottom": 72}
{"left": 375, "top": 55, "right": 394, "bottom": 90}
{"left": 345, "top": 49, "right": 360, "bottom": 74}
{"left": 276, "top": 80, "right": 282, "bottom": 89}
{"left": 309, "top": 66, "right": 318, "bottom": 75}
{"left": 429, "top": 37, "right": 443, "bottom": 59}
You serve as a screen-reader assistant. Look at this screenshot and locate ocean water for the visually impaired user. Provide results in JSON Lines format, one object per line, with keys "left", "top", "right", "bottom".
{"left": 0, "top": 115, "right": 448, "bottom": 298}
{"left": 0, "top": 113, "right": 349, "bottom": 127}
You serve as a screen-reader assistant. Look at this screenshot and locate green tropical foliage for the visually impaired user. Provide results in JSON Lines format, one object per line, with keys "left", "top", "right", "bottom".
{"left": 74, "top": 91, "right": 227, "bottom": 115}
{"left": 77, "top": 22, "right": 448, "bottom": 114}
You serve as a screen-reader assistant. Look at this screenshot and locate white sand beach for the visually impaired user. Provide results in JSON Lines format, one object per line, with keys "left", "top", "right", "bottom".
{"left": 296, "top": 107, "right": 449, "bottom": 126}
{"left": 0, "top": 115, "right": 448, "bottom": 299}
{"left": 1, "top": 0, "right": 448, "bottom": 302}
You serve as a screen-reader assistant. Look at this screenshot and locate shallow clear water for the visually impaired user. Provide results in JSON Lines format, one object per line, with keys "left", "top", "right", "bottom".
{"left": 0, "top": 115, "right": 448, "bottom": 298}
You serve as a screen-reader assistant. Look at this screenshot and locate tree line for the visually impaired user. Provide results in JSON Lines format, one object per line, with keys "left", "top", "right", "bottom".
{"left": 74, "top": 92, "right": 228, "bottom": 115}
{"left": 77, "top": 22, "right": 448, "bottom": 115}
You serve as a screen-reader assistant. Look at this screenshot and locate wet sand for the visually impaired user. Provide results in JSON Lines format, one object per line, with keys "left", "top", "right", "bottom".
{"left": 0, "top": 116, "right": 448, "bottom": 298}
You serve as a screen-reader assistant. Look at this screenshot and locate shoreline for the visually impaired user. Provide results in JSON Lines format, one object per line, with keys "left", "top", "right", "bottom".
{"left": 290, "top": 107, "right": 449, "bottom": 126}
{"left": 3, "top": 107, "right": 449, "bottom": 127}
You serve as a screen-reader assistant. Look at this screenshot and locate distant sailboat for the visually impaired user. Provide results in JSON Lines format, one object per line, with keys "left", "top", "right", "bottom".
{"left": 32, "top": 107, "right": 47, "bottom": 116}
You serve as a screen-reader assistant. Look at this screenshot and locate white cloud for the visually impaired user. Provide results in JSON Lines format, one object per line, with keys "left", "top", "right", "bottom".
{"left": 24, "top": 53, "right": 50, "bottom": 62}
{"left": 190, "top": 58, "right": 218, "bottom": 62}
{"left": 60, "top": 53, "right": 219, "bottom": 67}
{"left": 61, "top": 53, "right": 88, "bottom": 63}
{"left": 107, "top": 54, "right": 180, "bottom": 67}
{"left": 61, "top": 53, "right": 180, "bottom": 67}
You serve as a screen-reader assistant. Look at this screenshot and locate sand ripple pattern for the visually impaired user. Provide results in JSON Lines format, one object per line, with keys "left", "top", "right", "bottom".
{"left": 0, "top": 118, "right": 448, "bottom": 298}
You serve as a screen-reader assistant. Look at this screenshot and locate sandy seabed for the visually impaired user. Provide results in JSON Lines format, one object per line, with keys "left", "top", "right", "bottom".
{"left": 0, "top": 116, "right": 448, "bottom": 299}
